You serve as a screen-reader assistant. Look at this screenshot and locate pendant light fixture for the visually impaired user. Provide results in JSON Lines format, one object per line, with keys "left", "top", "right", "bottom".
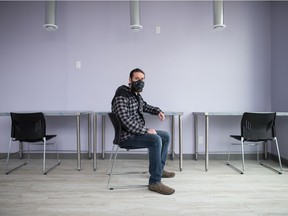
{"left": 43, "top": 0, "right": 58, "bottom": 31}
{"left": 213, "top": 0, "right": 226, "bottom": 30}
{"left": 130, "top": 0, "right": 143, "bottom": 31}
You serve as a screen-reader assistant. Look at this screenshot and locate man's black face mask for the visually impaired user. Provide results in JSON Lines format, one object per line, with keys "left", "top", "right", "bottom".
{"left": 131, "top": 80, "right": 145, "bottom": 92}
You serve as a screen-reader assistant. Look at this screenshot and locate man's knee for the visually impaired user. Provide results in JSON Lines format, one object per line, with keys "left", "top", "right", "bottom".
{"left": 146, "top": 134, "right": 162, "bottom": 148}
{"left": 157, "top": 130, "right": 170, "bottom": 144}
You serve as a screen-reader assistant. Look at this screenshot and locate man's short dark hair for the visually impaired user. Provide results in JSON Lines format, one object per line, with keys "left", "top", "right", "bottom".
{"left": 129, "top": 68, "right": 145, "bottom": 79}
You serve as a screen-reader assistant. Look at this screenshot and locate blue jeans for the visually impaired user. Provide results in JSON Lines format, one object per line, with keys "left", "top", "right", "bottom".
{"left": 120, "top": 130, "right": 170, "bottom": 184}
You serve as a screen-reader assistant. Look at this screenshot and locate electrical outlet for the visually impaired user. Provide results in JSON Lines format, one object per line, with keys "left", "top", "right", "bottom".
{"left": 156, "top": 26, "right": 161, "bottom": 34}
{"left": 75, "top": 61, "right": 81, "bottom": 69}
{"left": 199, "top": 136, "right": 204, "bottom": 144}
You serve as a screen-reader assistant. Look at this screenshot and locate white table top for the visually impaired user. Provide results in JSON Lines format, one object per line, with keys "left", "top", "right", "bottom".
{"left": 0, "top": 111, "right": 92, "bottom": 116}
{"left": 193, "top": 112, "right": 288, "bottom": 116}
{"left": 94, "top": 111, "right": 184, "bottom": 116}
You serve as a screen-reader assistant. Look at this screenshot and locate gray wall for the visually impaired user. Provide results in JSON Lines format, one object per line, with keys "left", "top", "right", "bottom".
{"left": 0, "top": 1, "right": 285, "bottom": 159}
{"left": 271, "top": 2, "right": 288, "bottom": 159}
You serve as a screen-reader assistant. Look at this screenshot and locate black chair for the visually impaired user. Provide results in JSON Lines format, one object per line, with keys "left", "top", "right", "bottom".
{"left": 226, "top": 112, "right": 282, "bottom": 174}
{"left": 5, "top": 112, "right": 60, "bottom": 175}
{"left": 107, "top": 112, "right": 147, "bottom": 190}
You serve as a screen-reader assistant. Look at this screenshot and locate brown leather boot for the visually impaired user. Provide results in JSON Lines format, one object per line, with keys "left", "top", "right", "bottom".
{"left": 162, "top": 170, "right": 175, "bottom": 178}
{"left": 148, "top": 182, "right": 175, "bottom": 195}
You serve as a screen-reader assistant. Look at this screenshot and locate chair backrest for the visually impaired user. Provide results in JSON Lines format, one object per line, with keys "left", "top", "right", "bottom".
{"left": 108, "top": 112, "right": 122, "bottom": 145}
{"left": 241, "top": 112, "right": 276, "bottom": 141}
{"left": 10, "top": 112, "right": 46, "bottom": 141}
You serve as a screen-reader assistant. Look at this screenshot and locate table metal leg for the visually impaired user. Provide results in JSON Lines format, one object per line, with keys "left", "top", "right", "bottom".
{"left": 194, "top": 114, "right": 198, "bottom": 160}
{"left": 102, "top": 115, "right": 105, "bottom": 159}
{"left": 88, "top": 113, "right": 91, "bottom": 159}
{"left": 93, "top": 114, "right": 97, "bottom": 171}
{"left": 171, "top": 116, "right": 175, "bottom": 160}
{"left": 76, "top": 114, "right": 81, "bottom": 171}
{"left": 19, "top": 142, "right": 23, "bottom": 159}
{"left": 205, "top": 114, "right": 209, "bottom": 172}
{"left": 179, "top": 115, "right": 183, "bottom": 171}
{"left": 264, "top": 141, "right": 268, "bottom": 159}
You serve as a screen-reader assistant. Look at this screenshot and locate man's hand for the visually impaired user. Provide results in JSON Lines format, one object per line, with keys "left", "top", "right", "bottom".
{"left": 147, "top": 128, "right": 157, "bottom": 134}
{"left": 158, "top": 112, "right": 165, "bottom": 121}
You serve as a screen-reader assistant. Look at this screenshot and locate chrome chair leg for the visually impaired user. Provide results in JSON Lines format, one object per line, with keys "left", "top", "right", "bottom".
{"left": 107, "top": 145, "right": 119, "bottom": 190}
{"left": 43, "top": 138, "right": 61, "bottom": 175}
{"left": 257, "top": 142, "right": 260, "bottom": 162}
{"left": 226, "top": 138, "right": 245, "bottom": 174}
{"left": 275, "top": 138, "right": 283, "bottom": 171}
{"left": 5, "top": 139, "right": 28, "bottom": 175}
{"left": 241, "top": 139, "right": 245, "bottom": 173}
{"left": 258, "top": 138, "right": 282, "bottom": 174}
{"left": 106, "top": 144, "right": 117, "bottom": 175}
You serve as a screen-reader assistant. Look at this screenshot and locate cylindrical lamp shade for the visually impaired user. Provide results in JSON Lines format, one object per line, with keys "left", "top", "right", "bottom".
{"left": 44, "top": 1, "right": 58, "bottom": 31}
{"left": 130, "top": 0, "right": 143, "bottom": 31}
{"left": 213, "top": 0, "right": 226, "bottom": 30}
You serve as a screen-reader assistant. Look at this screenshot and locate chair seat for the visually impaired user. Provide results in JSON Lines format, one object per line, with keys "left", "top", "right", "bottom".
{"left": 119, "top": 144, "right": 146, "bottom": 150}
{"left": 14, "top": 135, "right": 56, "bottom": 143}
{"left": 230, "top": 135, "right": 274, "bottom": 142}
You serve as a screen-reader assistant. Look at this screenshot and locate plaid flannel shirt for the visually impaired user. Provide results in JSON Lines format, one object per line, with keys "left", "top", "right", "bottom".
{"left": 111, "top": 85, "right": 162, "bottom": 142}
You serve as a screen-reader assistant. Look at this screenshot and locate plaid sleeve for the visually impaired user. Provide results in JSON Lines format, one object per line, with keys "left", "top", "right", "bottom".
{"left": 112, "top": 96, "right": 147, "bottom": 135}
{"left": 140, "top": 96, "right": 162, "bottom": 115}
{"left": 143, "top": 102, "right": 162, "bottom": 115}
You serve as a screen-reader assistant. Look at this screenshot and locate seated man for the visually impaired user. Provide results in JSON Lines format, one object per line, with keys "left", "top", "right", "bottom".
{"left": 111, "top": 68, "right": 175, "bottom": 195}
